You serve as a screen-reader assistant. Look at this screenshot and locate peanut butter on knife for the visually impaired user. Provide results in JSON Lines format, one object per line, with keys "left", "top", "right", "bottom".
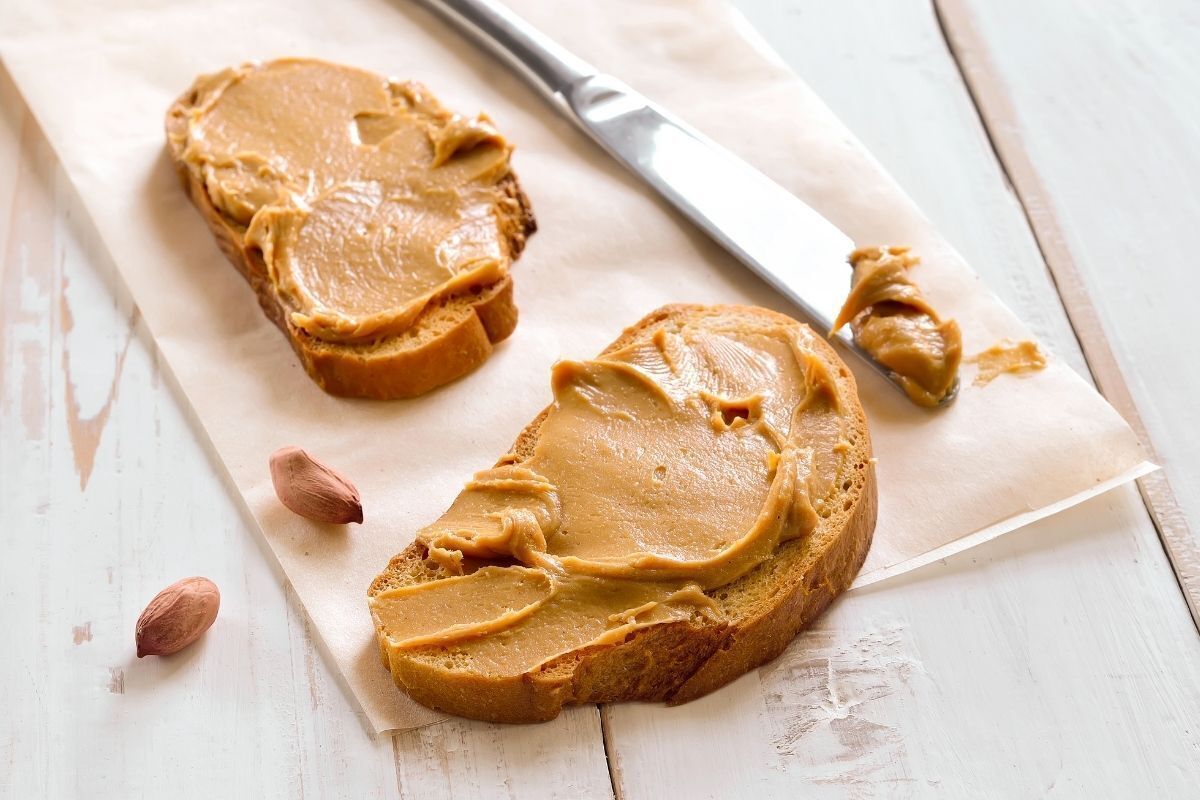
{"left": 832, "top": 246, "right": 962, "bottom": 407}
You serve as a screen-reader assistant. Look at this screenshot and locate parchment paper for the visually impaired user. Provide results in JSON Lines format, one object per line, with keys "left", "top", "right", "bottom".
{"left": 0, "top": 0, "right": 1152, "bottom": 734}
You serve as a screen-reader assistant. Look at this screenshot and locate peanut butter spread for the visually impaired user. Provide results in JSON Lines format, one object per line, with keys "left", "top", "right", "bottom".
{"left": 173, "top": 59, "right": 519, "bottom": 343}
{"left": 370, "top": 313, "right": 856, "bottom": 676}
{"left": 832, "top": 247, "right": 962, "bottom": 407}
{"left": 968, "top": 339, "right": 1047, "bottom": 386}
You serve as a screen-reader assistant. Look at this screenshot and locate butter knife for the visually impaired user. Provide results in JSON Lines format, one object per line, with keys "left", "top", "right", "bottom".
{"left": 418, "top": 0, "right": 956, "bottom": 405}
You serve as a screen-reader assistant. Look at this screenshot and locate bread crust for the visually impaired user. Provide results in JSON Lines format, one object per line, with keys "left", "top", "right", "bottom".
{"left": 165, "top": 82, "right": 536, "bottom": 399}
{"left": 369, "top": 304, "right": 877, "bottom": 722}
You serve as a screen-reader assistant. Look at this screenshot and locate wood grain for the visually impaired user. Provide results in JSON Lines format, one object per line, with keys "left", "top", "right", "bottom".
{"left": 935, "top": 0, "right": 1200, "bottom": 629}
{"left": 0, "top": 69, "right": 611, "bottom": 799}
{"left": 4, "top": 2, "right": 1200, "bottom": 798}
{"left": 600, "top": 1, "right": 1200, "bottom": 796}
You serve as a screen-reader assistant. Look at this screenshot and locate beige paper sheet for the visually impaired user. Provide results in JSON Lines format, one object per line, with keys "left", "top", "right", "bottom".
{"left": 0, "top": 0, "right": 1150, "bottom": 734}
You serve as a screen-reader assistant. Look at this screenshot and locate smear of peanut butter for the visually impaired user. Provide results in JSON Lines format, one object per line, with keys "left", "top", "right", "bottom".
{"left": 173, "top": 59, "right": 517, "bottom": 344}
{"left": 967, "top": 339, "right": 1047, "bottom": 386}
{"left": 832, "top": 247, "right": 962, "bottom": 408}
{"left": 370, "top": 311, "right": 856, "bottom": 677}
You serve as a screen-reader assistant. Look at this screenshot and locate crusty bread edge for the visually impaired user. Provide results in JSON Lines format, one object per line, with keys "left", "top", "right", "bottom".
{"left": 164, "top": 81, "right": 537, "bottom": 399}
{"left": 369, "top": 303, "right": 877, "bottom": 722}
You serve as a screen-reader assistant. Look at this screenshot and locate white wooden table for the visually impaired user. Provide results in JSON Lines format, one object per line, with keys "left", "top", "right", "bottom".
{"left": 4, "top": 1, "right": 1199, "bottom": 797}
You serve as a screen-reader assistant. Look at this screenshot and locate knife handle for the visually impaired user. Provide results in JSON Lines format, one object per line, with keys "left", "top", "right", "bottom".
{"left": 417, "top": 0, "right": 594, "bottom": 108}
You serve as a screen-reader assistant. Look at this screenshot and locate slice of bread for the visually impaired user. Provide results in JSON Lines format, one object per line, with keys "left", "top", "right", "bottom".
{"left": 369, "top": 304, "right": 877, "bottom": 723}
{"left": 165, "top": 64, "right": 536, "bottom": 399}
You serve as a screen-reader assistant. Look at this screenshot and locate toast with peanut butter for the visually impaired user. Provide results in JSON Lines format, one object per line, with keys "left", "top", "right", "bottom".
{"left": 369, "top": 304, "right": 876, "bottom": 723}
{"left": 165, "top": 59, "right": 536, "bottom": 399}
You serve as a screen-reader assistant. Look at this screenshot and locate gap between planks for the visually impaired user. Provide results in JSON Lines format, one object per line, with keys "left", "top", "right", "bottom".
{"left": 600, "top": 705, "right": 624, "bottom": 800}
{"left": 932, "top": 0, "right": 1200, "bottom": 631}
{"left": 384, "top": 3, "right": 1200, "bottom": 793}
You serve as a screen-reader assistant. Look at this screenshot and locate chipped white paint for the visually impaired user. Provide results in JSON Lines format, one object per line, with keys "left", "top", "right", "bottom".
{"left": 3, "top": 2, "right": 1200, "bottom": 798}
{"left": 603, "top": 1, "right": 1200, "bottom": 797}
{"left": 0, "top": 71, "right": 609, "bottom": 800}
{"left": 760, "top": 621, "right": 924, "bottom": 772}
{"left": 936, "top": 0, "right": 1200, "bottom": 624}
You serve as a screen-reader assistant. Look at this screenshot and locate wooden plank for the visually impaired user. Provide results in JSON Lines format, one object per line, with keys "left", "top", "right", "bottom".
{"left": 602, "top": 1, "right": 1200, "bottom": 796}
{"left": 935, "top": 0, "right": 1200, "bottom": 627}
{"left": 0, "top": 70, "right": 612, "bottom": 798}
{"left": 393, "top": 708, "right": 612, "bottom": 799}
{"left": 0, "top": 75, "right": 397, "bottom": 798}
{"left": 6, "top": 3, "right": 1200, "bottom": 797}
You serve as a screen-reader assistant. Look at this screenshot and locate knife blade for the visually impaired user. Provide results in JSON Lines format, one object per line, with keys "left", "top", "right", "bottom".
{"left": 418, "top": 0, "right": 954, "bottom": 404}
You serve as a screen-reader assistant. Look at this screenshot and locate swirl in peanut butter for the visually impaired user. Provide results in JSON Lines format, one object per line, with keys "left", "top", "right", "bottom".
{"left": 171, "top": 59, "right": 521, "bottom": 343}
{"left": 369, "top": 311, "right": 858, "bottom": 676}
